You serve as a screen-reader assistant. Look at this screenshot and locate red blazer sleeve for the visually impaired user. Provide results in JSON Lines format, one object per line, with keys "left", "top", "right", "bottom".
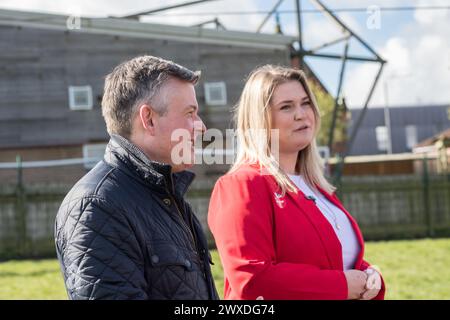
{"left": 331, "top": 192, "right": 386, "bottom": 300}
{"left": 208, "top": 173, "right": 348, "bottom": 300}
{"left": 359, "top": 260, "right": 386, "bottom": 300}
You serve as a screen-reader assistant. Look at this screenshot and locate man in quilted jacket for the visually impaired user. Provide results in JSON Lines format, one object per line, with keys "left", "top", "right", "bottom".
{"left": 55, "top": 55, "right": 219, "bottom": 300}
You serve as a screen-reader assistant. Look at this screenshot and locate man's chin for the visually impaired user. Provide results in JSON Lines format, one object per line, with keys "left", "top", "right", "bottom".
{"left": 171, "top": 161, "right": 195, "bottom": 173}
{"left": 170, "top": 148, "right": 196, "bottom": 172}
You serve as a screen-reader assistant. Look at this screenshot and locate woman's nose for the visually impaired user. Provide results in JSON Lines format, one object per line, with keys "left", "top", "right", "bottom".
{"left": 294, "top": 104, "right": 306, "bottom": 120}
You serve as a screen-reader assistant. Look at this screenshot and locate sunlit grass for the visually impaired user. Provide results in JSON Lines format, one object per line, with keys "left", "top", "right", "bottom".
{"left": 362, "top": 238, "right": 450, "bottom": 300}
{"left": 0, "top": 259, "right": 66, "bottom": 300}
{"left": 1, "top": 238, "right": 449, "bottom": 299}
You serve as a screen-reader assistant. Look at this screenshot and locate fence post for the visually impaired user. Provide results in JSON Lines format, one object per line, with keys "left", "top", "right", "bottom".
{"left": 15, "top": 155, "right": 28, "bottom": 257}
{"left": 422, "top": 155, "right": 434, "bottom": 237}
{"left": 333, "top": 154, "right": 345, "bottom": 199}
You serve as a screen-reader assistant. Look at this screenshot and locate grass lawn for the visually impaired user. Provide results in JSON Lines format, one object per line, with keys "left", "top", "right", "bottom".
{"left": 0, "top": 238, "right": 449, "bottom": 300}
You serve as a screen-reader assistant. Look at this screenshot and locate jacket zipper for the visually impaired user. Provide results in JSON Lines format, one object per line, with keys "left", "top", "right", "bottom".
{"left": 164, "top": 186, "right": 198, "bottom": 253}
{"left": 165, "top": 180, "right": 210, "bottom": 288}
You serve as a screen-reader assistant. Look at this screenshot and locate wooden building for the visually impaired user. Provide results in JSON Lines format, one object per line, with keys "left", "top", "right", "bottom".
{"left": 0, "top": 8, "right": 296, "bottom": 185}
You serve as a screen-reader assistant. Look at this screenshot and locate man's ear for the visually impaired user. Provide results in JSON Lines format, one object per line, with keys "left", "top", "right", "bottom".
{"left": 139, "top": 104, "right": 157, "bottom": 135}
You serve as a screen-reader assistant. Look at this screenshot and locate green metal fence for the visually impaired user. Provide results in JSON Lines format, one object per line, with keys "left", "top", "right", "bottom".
{"left": 1, "top": 171, "right": 449, "bottom": 260}
{"left": 339, "top": 174, "right": 450, "bottom": 240}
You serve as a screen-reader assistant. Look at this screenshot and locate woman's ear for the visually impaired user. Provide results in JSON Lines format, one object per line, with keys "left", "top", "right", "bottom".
{"left": 139, "top": 104, "right": 156, "bottom": 135}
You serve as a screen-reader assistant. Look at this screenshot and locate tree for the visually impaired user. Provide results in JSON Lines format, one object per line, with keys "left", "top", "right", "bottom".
{"left": 308, "top": 80, "right": 348, "bottom": 153}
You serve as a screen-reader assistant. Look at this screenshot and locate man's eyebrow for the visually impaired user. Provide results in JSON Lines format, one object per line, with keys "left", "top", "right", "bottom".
{"left": 184, "top": 105, "right": 198, "bottom": 111}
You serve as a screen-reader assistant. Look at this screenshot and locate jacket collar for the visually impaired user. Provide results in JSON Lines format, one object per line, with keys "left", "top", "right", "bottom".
{"left": 103, "top": 134, "right": 195, "bottom": 197}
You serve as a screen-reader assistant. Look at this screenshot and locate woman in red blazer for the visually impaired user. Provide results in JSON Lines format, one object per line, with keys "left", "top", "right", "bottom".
{"left": 208, "top": 65, "right": 385, "bottom": 300}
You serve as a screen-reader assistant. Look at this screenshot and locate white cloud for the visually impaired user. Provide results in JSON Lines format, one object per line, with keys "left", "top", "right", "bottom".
{"left": 382, "top": 37, "right": 410, "bottom": 74}
{"left": 301, "top": 15, "right": 344, "bottom": 48}
{"left": 414, "top": 0, "right": 449, "bottom": 25}
{"left": 344, "top": 3, "right": 450, "bottom": 108}
{"left": 0, "top": 0, "right": 267, "bottom": 32}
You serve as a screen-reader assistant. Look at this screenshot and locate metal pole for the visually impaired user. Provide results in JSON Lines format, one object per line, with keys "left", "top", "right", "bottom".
{"left": 16, "top": 154, "right": 23, "bottom": 188}
{"left": 303, "top": 52, "right": 384, "bottom": 63}
{"left": 309, "top": 34, "right": 350, "bottom": 53}
{"left": 15, "top": 154, "right": 27, "bottom": 256}
{"left": 295, "top": 0, "right": 304, "bottom": 69}
{"left": 310, "top": 0, "right": 385, "bottom": 62}
{"left": 328, "top": 38, "right": 349, "bottom": 153}
{"left": 334, "top": 62, "right": 386, "bottom": 183}
{"left": 422, "top": 155, "right": 434, "bottom": 237}
{"left": 122, "top": 0, "right": 218, "bottom": 19}
{"left": 383, "top": 80, "right": 393, "bottom": 154}
{"left": 344, "top": 62, "right": 385, "bottom": 157}
{"left": 256, "top": 0, "right": 284, "bottom": 33}
{"left": 192, "top": 18, "right": 226, "bottom": 30}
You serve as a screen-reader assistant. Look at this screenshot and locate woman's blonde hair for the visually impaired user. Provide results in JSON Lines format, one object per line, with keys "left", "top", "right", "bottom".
{"left": 230, "top": 65, "right": 336, "bottom": 195}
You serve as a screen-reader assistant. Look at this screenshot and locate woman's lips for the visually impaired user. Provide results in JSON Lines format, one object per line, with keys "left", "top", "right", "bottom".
{"left": 294, "top": 125, "right": 309, "bottom": 132}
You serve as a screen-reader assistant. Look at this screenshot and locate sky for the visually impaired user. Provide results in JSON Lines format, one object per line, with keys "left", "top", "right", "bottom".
{"left": 0, "top": 0, "right": 449, "bottom": 109}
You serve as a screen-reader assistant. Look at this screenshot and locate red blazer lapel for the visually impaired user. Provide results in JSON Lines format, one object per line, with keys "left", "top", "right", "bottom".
{"left": 250, "top": 164, "right": 363, "bottom": 271}
{"left": 263, "top": 173, "right": 344, "bottom": 270}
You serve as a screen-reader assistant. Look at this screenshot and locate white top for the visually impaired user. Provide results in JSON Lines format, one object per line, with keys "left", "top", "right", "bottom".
{"left": 288, "top": 175, "right": 360, "bottom": 271}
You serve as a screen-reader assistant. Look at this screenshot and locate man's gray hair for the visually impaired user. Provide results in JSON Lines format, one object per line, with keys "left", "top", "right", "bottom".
{"left": 101, "top": 55, "right": 200, "bottom": 138}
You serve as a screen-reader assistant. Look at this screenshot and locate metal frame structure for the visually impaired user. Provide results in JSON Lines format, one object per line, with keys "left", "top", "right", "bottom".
{"left": 122, "top": 0, "right": 219, "bottom": 19}
{"left": 257, "top": 0, "right": 386, "bottom": 184}
{"left": 119, "top": 0, "right": 387, "bottom": 184}
{"left": 192, "top": 18, "right": 226, "bottom": 30}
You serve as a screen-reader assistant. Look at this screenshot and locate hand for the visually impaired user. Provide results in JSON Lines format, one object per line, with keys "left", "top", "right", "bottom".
{"left": 359, "top": 268, "right": 382, "bottom": 300}
{"left": 344, "top": 269, "right": 368, "bottom": 300}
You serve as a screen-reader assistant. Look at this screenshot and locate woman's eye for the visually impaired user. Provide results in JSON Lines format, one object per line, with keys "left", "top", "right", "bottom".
{"left": 302, "top": 101, "right": 311, "bottom": 107}
{"left": 280, "top": 105, "right": 291, "bottom": 110}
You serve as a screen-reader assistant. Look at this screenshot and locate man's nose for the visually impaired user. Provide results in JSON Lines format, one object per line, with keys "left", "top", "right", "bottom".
{"left": 194, "top": 116, "right": 206, "bottom": 133}
{"left": 194, "top": 115, "right": 207, "bottom": 133}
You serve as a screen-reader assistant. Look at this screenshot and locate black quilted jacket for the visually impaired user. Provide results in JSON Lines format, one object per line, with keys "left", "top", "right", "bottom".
{"left": 55, "top": 134, "right": 219, "bottom": 300}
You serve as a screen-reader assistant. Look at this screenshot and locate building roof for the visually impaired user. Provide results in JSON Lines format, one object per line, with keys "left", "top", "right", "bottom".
{"left": 348, "top": 104, "right": 450, "bottom": 155}
{"left": 350, "top": 104, "right": 450, "bottom": 122}
{"left": 415, "top": 127, "right": 450, "bottom": 148}
{"left": 0, "top": 8, "right": 296, "bottom": 50}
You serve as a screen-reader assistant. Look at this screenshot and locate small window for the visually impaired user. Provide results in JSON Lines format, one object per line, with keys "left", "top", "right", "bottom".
{"left": 204, "top": 82, "right": 227, "bottom": 106}
{"left": 69, "top": 86, "right": 93, "bottom": 110}
{"left": 82, "top": 143, "right": 107, "bottom": 169}
{"left": 405, "top": 125, "right": 418, "bottom": 149}
{"left": 375, "top": 126, "right": 389, "bottom": 151}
